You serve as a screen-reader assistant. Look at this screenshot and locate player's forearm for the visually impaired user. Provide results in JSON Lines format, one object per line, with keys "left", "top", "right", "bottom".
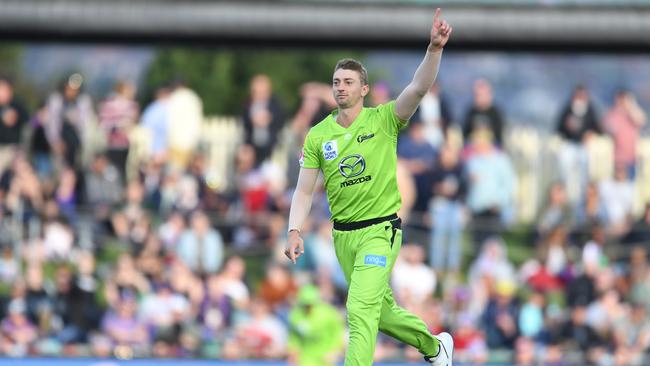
{"left": 395, "top": 48, "right": 443, "bottom": 120}
{"left": 410, "top": 48, "right": 443, "bottom": 97}
{"left": 288, "top": 189, "right": 313, "bottom": 232}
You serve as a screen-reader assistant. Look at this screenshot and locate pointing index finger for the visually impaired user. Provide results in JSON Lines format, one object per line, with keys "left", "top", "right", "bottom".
{"left": 434, "top": 8, "right": 441, "bottom": 25}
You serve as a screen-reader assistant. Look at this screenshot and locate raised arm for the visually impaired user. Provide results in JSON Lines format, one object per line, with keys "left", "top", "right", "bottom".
{"left": 395, "top": 8, "right": 452, "bottom": 121}
{"left": 285, "top": 167, "right": 320, "bottom": 263}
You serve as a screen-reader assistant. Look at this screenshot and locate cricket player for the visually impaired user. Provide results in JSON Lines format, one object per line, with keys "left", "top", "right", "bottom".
{"left": 285, "top": 8, "right": 453, "bottom": 366}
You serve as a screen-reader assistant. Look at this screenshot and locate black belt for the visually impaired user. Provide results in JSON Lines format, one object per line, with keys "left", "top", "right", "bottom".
{"left": 333, "top": 214, "right": 400, "bottom": 231}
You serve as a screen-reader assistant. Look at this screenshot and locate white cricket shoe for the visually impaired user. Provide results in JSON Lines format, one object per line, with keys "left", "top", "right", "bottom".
{"left": 424, "top": 332, "right": 454, "bottom": 366}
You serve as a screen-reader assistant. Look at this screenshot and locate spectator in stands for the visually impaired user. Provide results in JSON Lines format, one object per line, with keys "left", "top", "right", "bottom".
{"left": 139, "top": 281, "right": 190, "bottom": 346}
{"left": 111, "top": 180, "right": 149, "bottom": 246}
{"left": 167, "top": 80, "right": 203, "bottom": 170}
{"left": 0, "top": 153, "right": 44, "bottom": 224}
{"left": 555, "top": 85, "right": 600, "bottom": 211}
{"left": 624, "top": 204, "right": 650, "bottom": 247}
{"left": 141, "top": 84, "right": 171, "bottom": 162}
{"left": 369, "top": 81, "right": 391, "bottom": 107}
{"left": 104, "top": 253, "right": 151, "bottom": 309}
{"left": 287, "top": 284, "right": 345, "bottom": 366}
{"left": 536, "top": 182, "right": 573, "bottom": 240}
{"left": 230, "top": 297, "right": 287, "bottom": 360}
{"left": 419, "top": 83, "right": 453, "bottom": 148}
{"left": 613, "top": 301, "right": 650, "bottom": 366}
{"left": 258, "top": 263, "right": 297, "bottom": 315}
{"left": 465, "top": 126, "right": 517, "bottom": 245}
{"left": 599, "top": 165, "right": 636, "bottom": 237}
{"left": 176, "top": 210, "right": 224, "bottom": 275}
{"left": 604, "top": 89, "right": 646, "bottom": 178}
{"left": 29, "top": 103, "right": 56, "bottom": 179}
{"left": 481, "top": 280, "right": 519, "bottom": 349}
{"left": 452, "top": 312, "right": 488, "bottom": 365}
{"left": 0, "top": 77, "right": 29, "bottom": 174}
{"left": 1, "top": 298, "right": 37, "bottom": 356}
{"left": 398, "top": 116, "right": 437, "bottom": 215}
{"left": 391, "top": 244, "right": 436, "bottom": 307}
{"left": 555, "top": 305, "right": 604, "bottom": 364}
{"left": 518, "top": 291, "right": 545, "bottom": 339}
{"left": 52, "top": 266, "right": 101, "bottom": 344}
{"left": 467, "top": 238, "right": 517, "bottom": 320}
{"left": 54, "top": 167, "right": 79, "bottom": 224}
{"left": 45, "top": 73, "right": 97, "bottom": 166}
{"left": 85, "top": 152, "right": 123, "bottom": 224}
{"left": 99, "top": 80, "right": 139, "bottom": 180}
{"left": 429, "top": 143, "right": 466, "bottom": 274}
{"left": 242, "top": 74, "right": 285, "bottom": 166}
{"left": 463, "top": 78, "right": 505, "bottom": 146}
{"left": 219, "top": 256, "right": 251, "bottom": 310}
{"left": 101, "top": 293, "right": 149, "bottom": 349}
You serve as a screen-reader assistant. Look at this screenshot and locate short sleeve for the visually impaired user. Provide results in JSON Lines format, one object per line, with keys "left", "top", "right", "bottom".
{"left": 300, "top": 130, "right": 321, "bottom": 169}
{"left": 376, "top": 100, "right": 409, "bottom": 136}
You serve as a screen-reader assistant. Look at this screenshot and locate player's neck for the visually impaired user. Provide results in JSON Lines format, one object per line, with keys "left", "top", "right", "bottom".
{"left": 336, "top": 103, "right": 363, "bottom": 128}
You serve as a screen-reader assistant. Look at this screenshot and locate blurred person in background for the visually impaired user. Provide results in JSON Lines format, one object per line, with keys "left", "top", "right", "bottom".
{"left": 397, "top": 115, "right": 437, "bottom": 216}
{"left": 391, "top": 244, "right": 436, "bottom": 307}
{"left": 258, "top": 263, "right": 297, "bottom": 316}
{"left": 45, "top": 73, "right": 97, "bottom": 167}
{"left": 285, "top": 8, "right": 453, "bottom": 366}
{"left": 1, "top": 298, "right": 38, "bottom": 356}
{"left": 612, "top": 302, "right": 650, "bottom": 366}
{"left": 463, "top": 78, "right": 505, "bottom": 147}
{"left": 481, "top": 280, "right": 519, "bottom": 349}
{"left": 98, "top": 80, "right": 140, "bottom": 181}
{"left": 100, "top": 292, "right": 149, "bottom": 353}
{"left": 52, "top": 266, "right": 101, "bottom": 345}
{"left": 623, "top": 204, "right": 650, "bottom": 248}
{"left": 604, "top": 89, "right": 646, "bottom": 178}
{"left": 84, "top": 152, "right": 123, "bottom": 227}
{"left": 139, "top": 280, "right": 190, "bottom": 348}
{"left": 167, "top": 80, "right": 202, "bottom": 170}
{"left": 555, "top": 85, "right": 601, "bottom": 211}
{"left": 104, "top": 253, "right": 151, "bottom": 309}
{"left": 218, "top": 256, "right": 251, "bottom": 311}
{"left": 229, "top": 297, "right": 287, "bottom": 360}
{"left": 0, "top": 77, "right": 29, "bottom": 174}
{"left": 0, "top": 153, "right": 44, "bottom": 224}
{"left": 464, "top": 126, "right": 517, "bottom": 246}
{"left": 419, "top": 83, "right": 453, "bottom": 149}
{"left": 287, "top": 284, "right": 345, "bottom": 366}
{"left": 110, "top": 180, "right": 150, "bottom": 247}
{"left": 554, "top": 305, "right": 605, "bottom": 365}
{"left": 452, "top": 312, "right": 488, "bottom": 365}
{"left": 536, "top": 182, "right": 573, "bottom": 241}
{"left": 175, "top": 210, "right": 224, "bottom": 276}
{"left": 369, "top": 81, "right": 391, "bottom": 107}
{"left": 599, "top": 165, "right": 635, "bottom": 237}
{"left": 242, "top": 74, "right": 286, "bottom": 166}
{"left": 140, "top": 83, "right": 171, "bottom": 163}
{"left": 429, "top": 143, "right": 466, "bottom": 275}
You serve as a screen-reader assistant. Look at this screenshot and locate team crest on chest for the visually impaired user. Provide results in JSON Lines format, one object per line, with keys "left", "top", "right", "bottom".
{"left": 322, "top": 140, "right": 338, "bottom": 161}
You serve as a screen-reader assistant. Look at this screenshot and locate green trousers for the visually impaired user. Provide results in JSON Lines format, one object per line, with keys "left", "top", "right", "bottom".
{"left": 333, "top": 219, "right": 439, "bottom": 366}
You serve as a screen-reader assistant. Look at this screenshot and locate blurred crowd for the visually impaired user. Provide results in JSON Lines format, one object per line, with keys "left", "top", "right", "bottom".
{"left": 0, "top": 69, "right": 649, "bottom": 366}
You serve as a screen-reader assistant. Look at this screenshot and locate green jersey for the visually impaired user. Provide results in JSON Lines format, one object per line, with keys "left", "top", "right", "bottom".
{"left": 300, "top": 101, "right": 407, "bottom": 223}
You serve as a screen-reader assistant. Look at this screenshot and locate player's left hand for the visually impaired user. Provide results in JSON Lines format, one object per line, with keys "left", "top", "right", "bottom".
{"left": 429, "top": 8, "right": 452, "bottom": 51}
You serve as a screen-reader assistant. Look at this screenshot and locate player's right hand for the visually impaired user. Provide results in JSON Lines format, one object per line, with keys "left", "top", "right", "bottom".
{"left": 285, "top": 231, "right": 305, "bottom": 264}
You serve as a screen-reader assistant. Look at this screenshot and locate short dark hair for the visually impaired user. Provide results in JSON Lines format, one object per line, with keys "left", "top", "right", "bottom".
{"left": 334, "top": 58, "right": 368, "bottom": 86}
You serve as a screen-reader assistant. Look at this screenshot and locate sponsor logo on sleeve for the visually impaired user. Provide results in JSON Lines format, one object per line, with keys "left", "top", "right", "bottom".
{"left": 322, "top": 140, "right": 338, "bottom": 161}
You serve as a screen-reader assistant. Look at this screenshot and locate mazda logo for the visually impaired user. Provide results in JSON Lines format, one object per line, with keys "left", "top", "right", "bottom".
{"left": 338, "top": 154, "right": 366, "bottom": 178}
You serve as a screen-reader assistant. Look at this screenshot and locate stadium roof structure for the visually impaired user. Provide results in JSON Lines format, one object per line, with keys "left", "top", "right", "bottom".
{"left": 0, "top": 0, "right": 649, "bottom": 51}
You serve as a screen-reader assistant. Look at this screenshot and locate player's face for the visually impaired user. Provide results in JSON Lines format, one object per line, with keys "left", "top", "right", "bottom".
{"left": 332, "top": 69, "right": 368, "bottom": 109}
